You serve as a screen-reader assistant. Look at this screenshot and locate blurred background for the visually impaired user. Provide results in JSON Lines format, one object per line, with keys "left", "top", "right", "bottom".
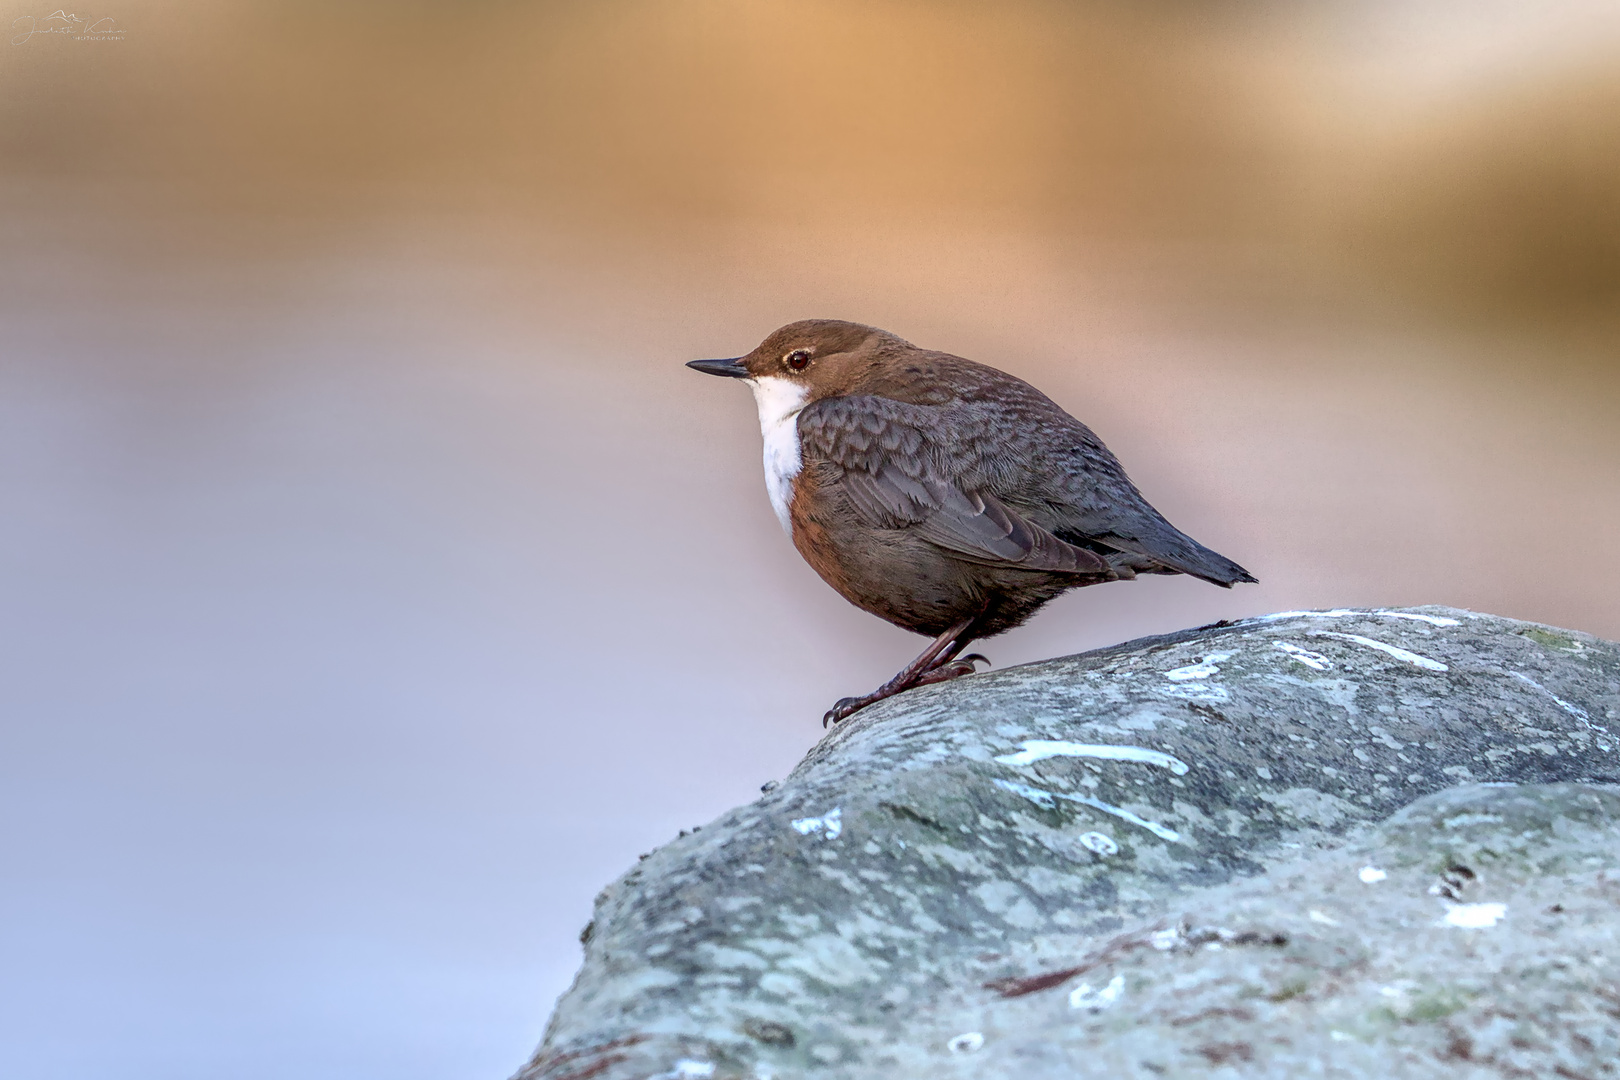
{"left": 2, "top": 1, "right": 1617, "bottom": 1077}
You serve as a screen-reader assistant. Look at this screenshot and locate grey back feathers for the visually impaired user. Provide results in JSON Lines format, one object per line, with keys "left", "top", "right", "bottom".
{"left": 800, "top": 350, "right": 1255, "bottom": 589}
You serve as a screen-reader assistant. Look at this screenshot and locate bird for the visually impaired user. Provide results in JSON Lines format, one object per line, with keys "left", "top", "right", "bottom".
{"left": 687, "top": 319, "right": 1255, "bottom": 726}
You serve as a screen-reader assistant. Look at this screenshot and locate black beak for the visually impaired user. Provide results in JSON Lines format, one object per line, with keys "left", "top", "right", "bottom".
{"left": 686, "top": 357, "right": 749, "bottom": 378}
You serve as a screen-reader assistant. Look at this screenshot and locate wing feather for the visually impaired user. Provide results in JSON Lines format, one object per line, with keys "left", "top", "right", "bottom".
{"left": 801, "top": 397, "right": 1111, "bottom": 576}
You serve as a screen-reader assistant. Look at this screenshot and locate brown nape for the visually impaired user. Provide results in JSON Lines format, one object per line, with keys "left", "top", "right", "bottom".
{"left": 694, "top": 320, "right": 1256, "bottom": 725}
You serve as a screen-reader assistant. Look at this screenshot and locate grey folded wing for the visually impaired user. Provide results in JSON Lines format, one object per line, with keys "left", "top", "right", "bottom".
{"left": 799, "top": 395, "right": 1111, "bottom": 576}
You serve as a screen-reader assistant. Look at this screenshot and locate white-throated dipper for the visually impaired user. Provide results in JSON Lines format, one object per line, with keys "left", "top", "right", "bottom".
{"left": 688, "top": 320, "right": 1256, "bottom": 725}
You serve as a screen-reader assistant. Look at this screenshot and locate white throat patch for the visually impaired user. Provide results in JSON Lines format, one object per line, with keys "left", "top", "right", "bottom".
{"left": 747, "top": 376, "right": 809, "bottom": 535}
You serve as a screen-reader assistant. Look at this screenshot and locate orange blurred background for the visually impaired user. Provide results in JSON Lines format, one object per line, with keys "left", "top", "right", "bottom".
{"left": 2, "top": 2, "right": 1617, "bottom": 1078}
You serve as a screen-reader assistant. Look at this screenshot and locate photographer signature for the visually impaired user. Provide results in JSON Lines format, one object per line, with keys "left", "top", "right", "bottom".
{"left": 12, "top": 11, "right": 125, "bottom": 44}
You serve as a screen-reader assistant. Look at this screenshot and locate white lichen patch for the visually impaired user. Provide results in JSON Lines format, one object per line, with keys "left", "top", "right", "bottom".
{"left": 993, "top": 779, "right": 1058, "bottom": 809}
{"left": 993, "top": 740, "right": 1190, "bottom": 775}
{"left": 1276, "top": 641, "right": 1332, "bottom": 670}
{"left": 1258, "top": 608, "right": 1461, "bottom": 627}
{"left": 1359, "top": 866, "right": 1388, "bottom": 883}
{"left": 1442, "top": 902, "right": 1507, "bottom": 929}
{"left": 1164, "top": 652, "right": 1233, "bottom": 681}
{"left": 1512, "top": 672, "right": 1604, "bottom": 731}
{"left": 1069, "top": 974, "right": 1125, "bottom": 1011}
{"left": 947, "top": 1032, "right": 984, "bottom": 1054}
{"left": 1314, "top": 632, "right": 1449, "bottom": 672}
{"left": 714, "top": 895, "right": 763, "bottom": 913}
{"left": 1367, "top": 725, "right": 1404, "bottom": 750}
{"left": 791, "top": 807, "right": 842, "bottom": 839}
{"left": 1443, "top": 812, "right": 1503, "bottom": 829}
{"left": 993, "top": 779, "right": 1182, "bottom": 842}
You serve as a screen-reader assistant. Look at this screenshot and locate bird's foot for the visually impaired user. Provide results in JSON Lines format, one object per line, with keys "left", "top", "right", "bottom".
{"left": 822, "top": 655, "right": 991, "bottom": 727}
{"left": 823, "top": 695, "right": 875, "bottom": 727}
{"left": 914, "top": 652, "right": 990, "bottom": 686}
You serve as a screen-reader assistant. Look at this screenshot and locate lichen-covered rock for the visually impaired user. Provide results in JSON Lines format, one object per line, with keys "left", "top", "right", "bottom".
{"left": 514, "top": 608, "right": 1620, "bottom": 1080}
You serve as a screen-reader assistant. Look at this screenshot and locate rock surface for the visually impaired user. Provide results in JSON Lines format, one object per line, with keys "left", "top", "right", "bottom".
{"left": 515, "top": 607, "right": 1620, "bottom": 1079}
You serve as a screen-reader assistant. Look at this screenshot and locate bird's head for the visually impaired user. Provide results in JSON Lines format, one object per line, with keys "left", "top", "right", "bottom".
{"left": 686, "top": 319, "right": 906, "bottom": 403}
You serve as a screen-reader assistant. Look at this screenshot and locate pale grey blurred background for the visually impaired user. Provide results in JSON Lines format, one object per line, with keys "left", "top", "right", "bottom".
{"left": 1, "top": 2, "right": 1617, "bottom": 1078}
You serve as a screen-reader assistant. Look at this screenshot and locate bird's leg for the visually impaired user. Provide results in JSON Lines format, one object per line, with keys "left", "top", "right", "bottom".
{"left": 823, "top": 613, "right": 987, "bottom": 727}
{"left": 908, "top": 620, "right": 990, "bottom": 686}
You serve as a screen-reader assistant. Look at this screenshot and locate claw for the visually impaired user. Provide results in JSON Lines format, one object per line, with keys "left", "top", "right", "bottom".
{"left": 823, "top": 696, "right": 867, "bottom": 727}
{"left": 914, "top": 658, "right": 979, "bottom": 686}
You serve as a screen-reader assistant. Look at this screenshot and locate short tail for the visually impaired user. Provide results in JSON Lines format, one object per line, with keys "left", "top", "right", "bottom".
{"left": 1092, "top": 528, "right": 1256, "bottom": 588}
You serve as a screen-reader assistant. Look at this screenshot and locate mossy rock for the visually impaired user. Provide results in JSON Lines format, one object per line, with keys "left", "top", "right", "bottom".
{"left": 516, "top": 607, "right": 1620, "bottom": 1080}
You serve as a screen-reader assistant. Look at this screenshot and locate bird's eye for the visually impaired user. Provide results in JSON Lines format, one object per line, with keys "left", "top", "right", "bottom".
{"left": 785, "top": 349, "right": 812, "bottom": 371}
